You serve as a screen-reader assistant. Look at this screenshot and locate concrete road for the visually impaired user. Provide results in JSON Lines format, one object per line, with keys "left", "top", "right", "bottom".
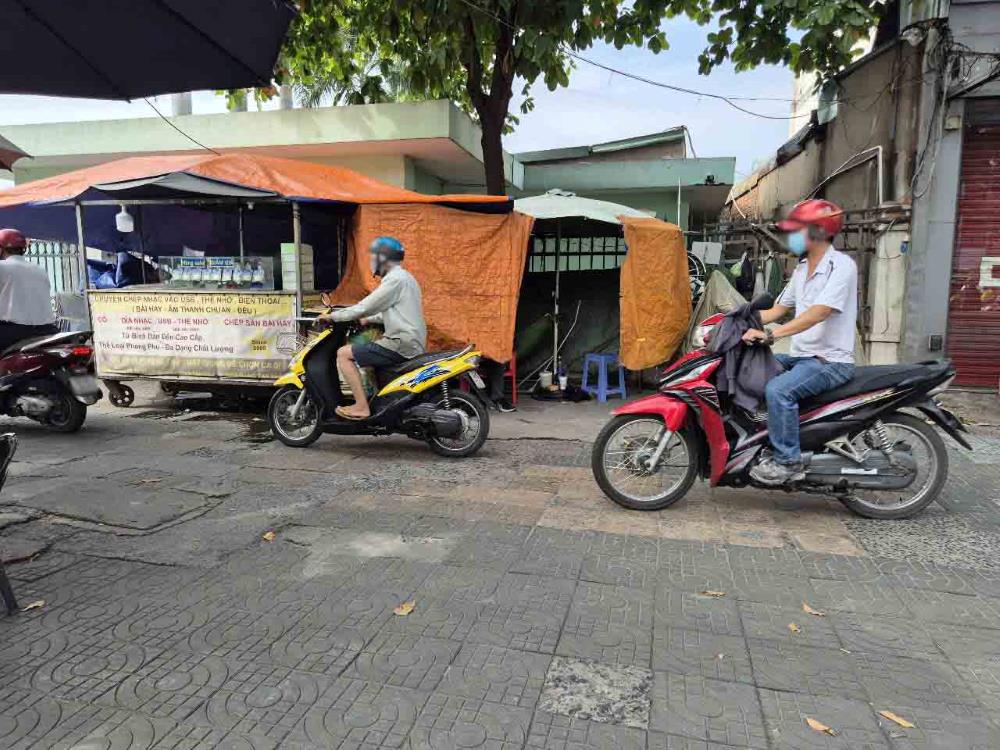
{"left": 1, "top": 382, "right": 1000, "bottom": 748}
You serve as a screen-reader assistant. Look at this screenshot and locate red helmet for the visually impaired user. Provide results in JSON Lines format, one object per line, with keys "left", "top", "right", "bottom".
{"left": 0, "top": 228, "right": 26, "bottom": 251}
{"left": 777, "top": 199, "right": 844, "bottom": 238}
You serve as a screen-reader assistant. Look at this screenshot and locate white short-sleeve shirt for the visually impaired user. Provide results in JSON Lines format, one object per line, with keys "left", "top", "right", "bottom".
{"left": 776, "top": 246, "right": 857, "bottom": 363}
{"left": 0, "top": 256, "right": 55, "bottom": 326}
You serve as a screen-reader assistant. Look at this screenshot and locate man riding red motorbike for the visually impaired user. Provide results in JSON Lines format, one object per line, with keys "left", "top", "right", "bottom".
{"left": 591, "top": 201, "right": 968, "bottom": 520}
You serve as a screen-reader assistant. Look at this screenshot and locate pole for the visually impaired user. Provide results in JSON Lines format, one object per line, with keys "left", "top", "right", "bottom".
{"left": 238, "top": 203, "right": 245, "bottom": 260}
{"left": 292, "top": 201, "right": 303, "bottom": 315}
{"left": 137, "top": 206, "right": 147, "bottom": 284}
{"left": 553, "top": 220, "right": 561, "bottom": 374}
{"left": 75, "top": 203, "right": 90, "bottom": 321}
{"left": 677, "top": 176, "right": 682, "bottom": 229}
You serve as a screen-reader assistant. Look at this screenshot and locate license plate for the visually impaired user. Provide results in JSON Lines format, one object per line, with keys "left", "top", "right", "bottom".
{"left": 68, "top": 375, "right": 100, "bottom": 396}
{"left": 468, "top": 371, "right": 486, "bottom": 389}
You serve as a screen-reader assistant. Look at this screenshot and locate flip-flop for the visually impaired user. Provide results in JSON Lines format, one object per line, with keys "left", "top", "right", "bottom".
{"left": 335, "top": 406, "right": 369, "bottom": 421}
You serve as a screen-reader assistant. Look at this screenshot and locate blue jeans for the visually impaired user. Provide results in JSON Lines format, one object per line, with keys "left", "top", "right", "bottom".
{"left": 765, "top": 354, "right": 855, "bottom": 464}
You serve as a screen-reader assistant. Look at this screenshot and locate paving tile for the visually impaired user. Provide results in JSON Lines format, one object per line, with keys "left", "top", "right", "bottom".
{"left": 439, "top": 643, "right": 552, "bottom": 708}
{"left": 409, "top": 693, "right": 533, "bottom": 750}
{"left": 349, "top": 558, "right": 435, "bottom": 598}
{"left": 950, "top": 661, "right": 1000, "bottom": 712}
{"left": 747, "top": 640, "right": 865, "bottom": 699}
{"left": 416, "top": 565, "right": 503, "bottom": 602}
{"left": 99, "top": 651, "right": 231, "bottom": 721}
{"left": 380, "top": 596, "right": 483, "bottom": 641}
{"left": 558, "top": 582, "right": 654, "bottom": 667}
{"left": 527, "top": 712, "right": 647, "bottom": 750}
{"left": 648, "top": 671, "right": 767, "bottom": 749}
{"left": 191, "top": 661, "right": 328, "bottom": 743}
{"left": 895, "top": 589, "right": 1000, "bottom": 628}
{"left": 0, "top": 630, "right": 72, "bottom": 691}
{"left": 37, "top": 596, "right": 145, "bottom": 638}
{"left": 511, "top": 548, "right": 585, "bottom": 579}
{"left": 267, "top": 622, "right": 370, "bottom": 676}
{"left": 808, "top": 578, "right": 911, "bottom": 617}
{"left": 757, "top": 688, "right": 890, "bottom": 749}
{"left": 181, "top": 609, "right": 297, "bottom": 662}
{"left": 301, "top": 678, "right": 426, "bottom": 749}
{"left": 491, "top": 572, "right": 577, "bottom": 613}
{"left": 5, "top": 551, "right": 80, "bottom": 582}
{"left": 469, "top": 603, "right": 565, "bottom": 654}
{"left": 874, "top": 559, "right": 978, "bottom": 595}
{"left": 876, "top": 701, "right": 1000, "bottom": 749}
{"left": 653, "top": 564, "right": 735, "bottom": 595}
{"left": 647, "top": 731, "right": 755, "bottom": 749}
{"left": 0, "top": 688, "right": 90, "bottom": 749}
{"left": 589, "top": 534, "right": 660, "bottom": 563}
{"left": 343, "top": 632, "right": 460, "bottom": 691}
{"left": 925, "top": 622, "right": 1000, "bottom": 665}
{"left": 34, "top": 706, "right": 180, "bottom": 749}
{"left": 445, "top": 539, "right": 524, "bottom": 571}
{"left": 655, "top": 589, "right": 743, "bottom": 636}
{"left": 797, "top": 552, "right": 882, "bottom": 582}
{"left": 728, "top": 570, "right": 818, "bottom": 608}
{"left": 727, "top": 546, "right": 806, "bottom": 576}
{"left": 832, "top": 613, "right": 939, "bottom": 659}
{"left": 658, "top": 540, "right": 731, "bottom": 569}
{"left": 738, "top": 601, "right": 839, "bottom": 648}
{"left": 580, "top": 554, "right": 658, "bottom": 589}
{"left": 652, "top": 627, "right": 753, "bottom": 683}
{"left": 538, "top": 656, "right": 652, "bottom": 728}
{"left": 110, "top": 602, "right": 214, "bottom": 651}
{"left": 853, "top": 652, "right": 979, "bottom": 707}
{"left": 30, "top": 634, "right": 160, "bottom": 703}
{"left": 310, "top": 588, "right": 400, "bottom": 633}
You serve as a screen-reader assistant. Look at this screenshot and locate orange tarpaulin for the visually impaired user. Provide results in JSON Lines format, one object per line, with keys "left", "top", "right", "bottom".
{"left": 0, "top": 152, "right": 510, "bottom": 208}
{"left": 619, "top": 216, "right": 692, "bottom": 369}
{"left": 330, "top": 204, "right": 533, "bottom": 362}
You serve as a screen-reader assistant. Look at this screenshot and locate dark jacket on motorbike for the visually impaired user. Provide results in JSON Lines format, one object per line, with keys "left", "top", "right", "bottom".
{"left": 708, "top": 303, "right": 783, "bottom": 411}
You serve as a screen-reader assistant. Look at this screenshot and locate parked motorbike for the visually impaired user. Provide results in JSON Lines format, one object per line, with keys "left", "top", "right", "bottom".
{"left": 592, "top": 295, "right": 968, "bottom": 519}
{"left": 0, "top": 331, "right": 101, "bottom": 432}
{"left": 267, "top": 315, "right": 490, "bottom": 456}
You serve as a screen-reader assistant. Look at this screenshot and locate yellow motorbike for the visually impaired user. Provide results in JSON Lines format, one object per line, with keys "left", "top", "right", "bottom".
{"left": 267, "top": 317, "right": 490, "bottom": 456}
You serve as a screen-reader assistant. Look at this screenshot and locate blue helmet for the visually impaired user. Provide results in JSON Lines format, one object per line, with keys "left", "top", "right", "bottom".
{"left": 369, "top": 236, "right": 404, "bottom": 277}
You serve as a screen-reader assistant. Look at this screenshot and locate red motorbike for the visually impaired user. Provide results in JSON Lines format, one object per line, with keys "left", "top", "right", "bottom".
{"left": 0, "top": 331, "right": 101, "bottom": 432}
{"left": 592, "top": 296, "right": 968, "bottom": 519}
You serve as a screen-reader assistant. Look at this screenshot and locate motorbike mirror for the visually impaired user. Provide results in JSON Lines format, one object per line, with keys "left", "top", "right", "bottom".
{"left": 750, "top": 294, "right": 774, "bottom": 311}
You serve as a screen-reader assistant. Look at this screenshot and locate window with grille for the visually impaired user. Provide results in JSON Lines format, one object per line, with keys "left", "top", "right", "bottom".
{"left": 528, "top": 235, "right": 628, "bottom": 273}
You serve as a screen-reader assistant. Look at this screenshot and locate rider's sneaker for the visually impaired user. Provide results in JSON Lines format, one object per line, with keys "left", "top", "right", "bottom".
{"left": 750, "top": 457, "right": 805, "bottom": 486}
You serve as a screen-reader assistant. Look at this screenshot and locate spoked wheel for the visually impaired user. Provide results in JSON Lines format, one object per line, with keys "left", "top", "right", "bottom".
{"left": 267, "top": 385, "right": 322, "bottom": 447}
{"left": 840, "top": 413, "right": 948, "bottom": 519}
{"left": 45, "top": 390, "right": 87, "bottom": 433}
{"left": 428, "top": 390, "right": 489, "bottom": 458}
{"left": 592, "top": 415, "right": 699, "bottom": 510}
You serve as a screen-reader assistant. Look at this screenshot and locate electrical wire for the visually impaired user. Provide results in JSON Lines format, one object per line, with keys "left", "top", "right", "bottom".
{"left": 143, "top": 98, "right": 220, "bottom": 155}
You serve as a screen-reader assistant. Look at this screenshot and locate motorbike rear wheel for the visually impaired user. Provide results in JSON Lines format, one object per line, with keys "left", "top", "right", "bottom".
{"left": 45, "top": 390, "right": 87, "bottom": 433}
{"left": 428, "top": 390, "right": 489, "bottom": 458}
{"left": 592, "top": 414, "right": 699, "bottom": 510}
{"left": 840, "top": 412, "right": 948, "bottom": 519}
{"left": 268, "top": 385, "right": 322, "bottom": 447}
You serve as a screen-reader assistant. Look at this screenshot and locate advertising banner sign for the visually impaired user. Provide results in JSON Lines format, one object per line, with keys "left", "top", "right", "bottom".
{"left": 90, "top": 291, "right": 296, "bottom": 381}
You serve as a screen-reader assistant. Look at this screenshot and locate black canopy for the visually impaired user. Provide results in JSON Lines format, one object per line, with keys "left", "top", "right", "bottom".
{"left": 0, "top": 0, "right": 296, "bottom": 100}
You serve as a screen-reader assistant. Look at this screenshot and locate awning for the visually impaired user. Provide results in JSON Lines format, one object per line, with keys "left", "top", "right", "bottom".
{"left": 0, "top": 153, "right": 512, "bottom": 211}
{"left": 0, "top": 1, "right": 296, "bottom": 100}
{"left": 0, "top": 135, "right": 29, "bottom": 172}
{"left": 513, "top": 189, "right": 650, "bottom": 224}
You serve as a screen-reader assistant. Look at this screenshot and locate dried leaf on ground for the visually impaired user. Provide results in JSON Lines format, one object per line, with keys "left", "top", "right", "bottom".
{"left": 700, "top": 590, "right": 727, "bottom": 598}
{"left": 393, "top": 600, "right": 416, "bottom": 616}
{"left": 879, "top": 710, "right": 915, "bottom": 728}
{"left": 806, "top": 717, "right": 837, "bottom": 736}
{"left": 20, "top": 599, "right": 44, "bottom": 611}
{"left": 802, "top": 602, "right": 826, "bottom": 617}
{"left": 788, "top": 622, "right": 801, "bottom": 634}
{"left": 261, "top": 531, "right": 276, "bottom": 542}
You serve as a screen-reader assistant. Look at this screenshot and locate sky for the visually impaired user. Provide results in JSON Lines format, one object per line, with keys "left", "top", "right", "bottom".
{"left": 0, "top": 17, "right": 801, "bottom": 184}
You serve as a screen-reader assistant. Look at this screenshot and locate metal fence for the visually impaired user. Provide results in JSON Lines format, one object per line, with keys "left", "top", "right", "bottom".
{"left": 26, "top": 240, "right": 82, "bottom": 297}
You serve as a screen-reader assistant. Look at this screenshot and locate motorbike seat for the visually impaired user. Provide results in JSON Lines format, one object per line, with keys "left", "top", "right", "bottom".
{"left": 378, "top": 349, "right": 467, "bottom": 382}
{"left": 799, "top": 362, "right": 950, "bottom": 410}
{"left": 0, "top": 335, "right": 61, "bottom": 357}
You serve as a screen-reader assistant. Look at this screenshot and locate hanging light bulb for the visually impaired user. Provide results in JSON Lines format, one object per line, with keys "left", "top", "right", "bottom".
{"left": 116, "top": 205, "right": 134, "bottom": 233}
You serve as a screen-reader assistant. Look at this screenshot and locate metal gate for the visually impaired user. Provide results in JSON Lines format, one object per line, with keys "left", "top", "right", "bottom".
{"left": 25, "top": 240, "right": 83, "bottom": 298}
{"left": 946, "top": 99, "right": 1000, "bottom": 388}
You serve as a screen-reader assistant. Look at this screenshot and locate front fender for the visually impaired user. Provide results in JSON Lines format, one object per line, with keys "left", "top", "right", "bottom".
{"left": 612, "top": 394, "right": 688, "bottom": 431}
{"left": 274, "top": 373, "right": 303, "bottom": 388}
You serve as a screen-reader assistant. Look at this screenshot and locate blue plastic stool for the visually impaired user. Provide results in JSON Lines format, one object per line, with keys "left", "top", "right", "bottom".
{"left": 581, "top": 353, "right": 627, "bottom": 402}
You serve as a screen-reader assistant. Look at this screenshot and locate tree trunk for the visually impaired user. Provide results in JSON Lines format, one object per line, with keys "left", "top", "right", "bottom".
{"left": 479, "top": 111, "right": 507, "bottom": 196}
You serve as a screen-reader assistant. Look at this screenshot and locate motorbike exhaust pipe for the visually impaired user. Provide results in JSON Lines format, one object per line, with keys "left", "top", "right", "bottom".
{"left": 15, "top": 395, "right": 52, "bottom": 417}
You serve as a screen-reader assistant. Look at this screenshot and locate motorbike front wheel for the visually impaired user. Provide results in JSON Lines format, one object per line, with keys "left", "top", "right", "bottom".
{"left": 268, "top": 385, "right": 322, "bottom": 447}
{"left": 592, "top": 414, "right": 699, "bottom": 510}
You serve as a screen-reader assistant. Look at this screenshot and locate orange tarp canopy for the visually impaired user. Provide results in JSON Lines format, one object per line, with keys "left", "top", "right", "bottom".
{"left": 619, "top": 216, "right": 692, "bottom": 369}
{"left": 0, "top": 152, "right": 510, "bottom": 209}
{"left": 331, "top": 204, "right": 533, "bottom": 362}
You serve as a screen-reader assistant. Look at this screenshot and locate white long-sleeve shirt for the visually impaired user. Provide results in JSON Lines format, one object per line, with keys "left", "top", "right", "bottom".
{"left": 0, "top": 256, "right": 55, "bottom": 325}
{"left": 330, "top": 265, "right": 427, "bottom": 357}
